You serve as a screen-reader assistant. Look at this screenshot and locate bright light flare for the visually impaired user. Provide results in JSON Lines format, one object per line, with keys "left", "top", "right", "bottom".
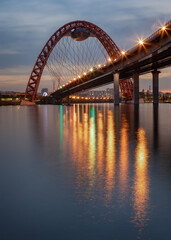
{"left": 83, "top": 72, "right": 87, "bottom": 75}
{"left": 98, "top": 64, "right": 101, "bottom": 68}
{"left": 108, "top": 58, "right": 111, "bottom": 62}
{"left": 43, "top": 92, "right": 48, "bottom": 96}
{"left": 138, "top": 39, "right": 144, "bottom": 45}
{"left": 78, "top": 75, "right": 81, "bottom": 78}
{"left": 90, "top": 68, "right": 93, "bottom": 72}
{"left": 161, "top": 25, "right": 166, "bottom": 31}
{"left": 121, "top": 51, "right": 126, "bottom": 55}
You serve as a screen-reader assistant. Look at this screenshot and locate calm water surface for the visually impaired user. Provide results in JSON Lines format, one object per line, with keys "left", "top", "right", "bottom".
{"left": 0, "top": 104, "right": 171, "bottom": 240}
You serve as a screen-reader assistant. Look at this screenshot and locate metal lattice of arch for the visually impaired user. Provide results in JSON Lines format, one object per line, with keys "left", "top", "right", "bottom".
{"left": 24, "top": 20, "right": 121, "bottom": 101}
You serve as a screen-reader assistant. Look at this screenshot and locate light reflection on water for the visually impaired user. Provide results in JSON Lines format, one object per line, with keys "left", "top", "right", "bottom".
{"left": 132, "top": 128, "right": 149, "bottom": 232}
{"left": 119, "top": 114, "right": 129, "bottom": 200}
{"left": 0, "top": 104, "right": 171, "bottom": 240}
{"left": 105, "top": 109, "right": 115, "bottom": 201}
{"left": 60, "top": 104, "right": 150, "bottom": 219}
{"left": 58, "top": 105, "right": 163, "bottom": 233}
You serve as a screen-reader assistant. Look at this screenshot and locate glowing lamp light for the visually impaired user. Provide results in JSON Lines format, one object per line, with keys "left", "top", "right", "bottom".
{"left": 78, "top": 75, "right": 81, "bottom": 78}
{"left": 98, "top": 64, "right": 101, "bottom": 68}
{"left": 121, "top": 50, "right": 126, "bottom": 55}
{"left": 60, "top": 86, "right": 62, "bottom": 89}
{"left": 43, "top": 92, "right": 48, "bottom": 96}
{"left": 83, "top": 72, "right": 87, "bottom": 75}
{"left": 139, "top": 39, "right": 144, "bottom": 45}
{"left": 73, "top": 78, "right": 76, "bottom": 80}
{"left": 161, "top": 25, "right": 166, "bottom": 31}
{"left": 90, "top": 68, "right": 93, "bottom": 72}
{"left": 108, "top": 57, "right": 111, "bottom": 62}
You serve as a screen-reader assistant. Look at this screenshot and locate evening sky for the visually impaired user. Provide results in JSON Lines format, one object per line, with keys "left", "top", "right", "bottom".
{"left": 0, "top": 0, "right": 170, "bottom": 92}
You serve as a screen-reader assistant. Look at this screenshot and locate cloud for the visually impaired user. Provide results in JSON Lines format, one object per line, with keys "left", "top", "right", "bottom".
{"left": 0, "top": 0, "right": 171, "bottom": 91}
{"left": 139, "top": 68, "right": 171, "bottom": 91}
{"left": 0, "top": 49, "right": 23, "bottom": 55}
{"left": 140, "top": 68, "right": 171, "bottom": 79}
{"left": 0, "top": 66, "right": 31, "bottom": 75}
{"left": 0, "top": 75, "right": 28, "bottom": 91}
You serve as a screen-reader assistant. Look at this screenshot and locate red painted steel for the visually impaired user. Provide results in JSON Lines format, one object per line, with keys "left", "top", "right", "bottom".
{"left": 24, "top": 20, "right": 121, "bottom": 101}
{"left": 119, "top": 78, "right": 134, "bottom": 101}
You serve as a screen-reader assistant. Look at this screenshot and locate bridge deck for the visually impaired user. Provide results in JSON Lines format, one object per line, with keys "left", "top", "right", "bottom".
{"left": 51, "top": 22, "right": 171, "bottom": 99}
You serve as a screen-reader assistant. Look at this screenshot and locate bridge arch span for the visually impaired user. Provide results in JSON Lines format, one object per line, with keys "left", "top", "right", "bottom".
{"left": 24, "top": 20, "right": 121, "bottom": 102}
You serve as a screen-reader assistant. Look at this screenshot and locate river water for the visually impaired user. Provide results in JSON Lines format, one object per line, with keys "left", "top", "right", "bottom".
{"left": 0, "top": 104, "right": 171, "bottom": 240}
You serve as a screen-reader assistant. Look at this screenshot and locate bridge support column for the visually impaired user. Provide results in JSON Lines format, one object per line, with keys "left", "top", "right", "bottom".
{"left": 133, "top": 72, "right": 139, "bottom": 104}
{"left": 66, "top": 96, "right": 70, "bottom": 105}
{"left": 113, "top": 72, "right": 120, "bottom": 105}
{"left": 152, "top": 70, "right": 160, "bottom": 104}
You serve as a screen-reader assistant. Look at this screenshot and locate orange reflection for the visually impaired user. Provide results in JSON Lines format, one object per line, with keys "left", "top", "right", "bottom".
{"left": 119, "top": 115, "right": 129, "bottom": 198}
{"left": 72, "top": 105, "right": 89, "bottom": 191}
{"left": 97, "top": 112, "right": 104, "bottom": 178}
{"left": 105, "top": 110, "right": 115, "bottom": 200}
{"left": 77, "top": 105, "right": 83, "bottom": 150}
{"left": 72, "top": 105, "right": 77, "bottom": 159}
{"left": 132, "top": 128, "right": 149, "bottom": 230}
{"left": 59, "top": 105, "right": 63, "bottom": 150}
{"left": 83, "top": 107, "right": 89, "bottom": 149}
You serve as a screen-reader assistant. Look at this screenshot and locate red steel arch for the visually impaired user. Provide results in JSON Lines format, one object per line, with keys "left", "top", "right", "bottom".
{"left": 24, "top": 20, "right": 121, "bottom": 102}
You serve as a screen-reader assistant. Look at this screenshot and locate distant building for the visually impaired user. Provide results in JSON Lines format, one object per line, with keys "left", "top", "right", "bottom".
{"left": 76, "top": 88, "right": 114, "bottom": 98}
{"left": 89, "top": 90, "right": 106, "bottom": 96}
{"left": 106, "top": 88, "right": 114, "bottom": 97}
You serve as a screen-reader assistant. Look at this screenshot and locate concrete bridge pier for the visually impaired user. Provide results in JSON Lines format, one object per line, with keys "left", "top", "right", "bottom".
{"left": 113, "top": 72, "right": 120, "bottom": 105}
{"left": 133, "top": 71, "right": 139, "bottom": 104}
{"left": 59, "top": 98, "right": 63, "bottom": 105}
{"left": 152, "top": 70, "right": 160, "bottom": 104}
{"left": 66, "top": 96, "right": 71, "bottom": 105}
